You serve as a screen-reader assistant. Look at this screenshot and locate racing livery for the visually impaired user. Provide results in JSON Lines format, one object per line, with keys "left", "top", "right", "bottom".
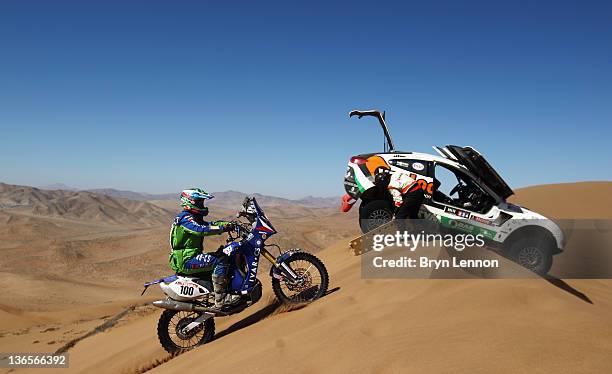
{"left": 342, "top": 110, "right": 564, "bottom": 275}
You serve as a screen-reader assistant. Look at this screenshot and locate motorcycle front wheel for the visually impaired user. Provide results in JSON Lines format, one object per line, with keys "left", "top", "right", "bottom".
{"left": 157, "top": 310, "right": 215, "bottom": 354}
{"left": 272, "top": 252, "right": 329, "bottom": 303}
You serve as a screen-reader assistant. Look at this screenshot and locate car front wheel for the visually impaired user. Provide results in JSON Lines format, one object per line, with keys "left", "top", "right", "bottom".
{"left": 507, "top": 237, "right": 553, "bottom": 276}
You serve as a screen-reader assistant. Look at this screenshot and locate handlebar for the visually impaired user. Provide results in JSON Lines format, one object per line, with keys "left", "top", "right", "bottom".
{"left": 225, "top": 220, "right": 250, "bottom": 243}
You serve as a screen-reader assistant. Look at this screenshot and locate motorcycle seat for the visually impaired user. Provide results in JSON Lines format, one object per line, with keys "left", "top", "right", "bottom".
{"left": 176, "top": 271, "right": 212, "bottom": 280}
{"left": 192, "top": 278, "right": 213, "bottom": 290}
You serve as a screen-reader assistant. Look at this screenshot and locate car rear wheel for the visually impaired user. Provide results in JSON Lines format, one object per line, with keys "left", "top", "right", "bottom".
{"left": 359, "top": 200, "right": 394, "bottom": 234}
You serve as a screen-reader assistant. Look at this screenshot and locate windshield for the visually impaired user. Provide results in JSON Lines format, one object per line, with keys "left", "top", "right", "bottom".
{"left": 242, "top": 197, "right": 277, "bottom": 234}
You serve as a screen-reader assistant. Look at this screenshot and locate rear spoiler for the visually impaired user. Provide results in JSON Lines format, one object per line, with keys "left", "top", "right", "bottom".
{"left": 349, "top": 109, "right": 395, "bottom": 152}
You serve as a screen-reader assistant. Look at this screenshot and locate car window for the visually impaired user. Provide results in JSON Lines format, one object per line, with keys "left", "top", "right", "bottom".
{"left": 434, "top": 164, "right": 459, "bottom": 197}
{"left": 433, "top": 163, "right": 494, "bottom": 213}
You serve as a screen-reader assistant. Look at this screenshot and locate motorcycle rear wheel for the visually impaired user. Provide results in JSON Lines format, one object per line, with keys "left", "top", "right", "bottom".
{"left": 272, "top": 252, "right": 329, "bottom": 304}
{"left": 157, "top": 309, "right": 215, "bottom": 354}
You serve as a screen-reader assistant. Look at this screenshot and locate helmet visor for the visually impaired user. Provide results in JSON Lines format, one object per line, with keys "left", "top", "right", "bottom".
{"left": 193, "top": 198, "right": 206, "bottom": 209}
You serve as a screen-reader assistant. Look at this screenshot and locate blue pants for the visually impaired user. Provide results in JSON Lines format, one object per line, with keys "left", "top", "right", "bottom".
{"left": 183, "top": 253, "right": 228, "bottom": 276}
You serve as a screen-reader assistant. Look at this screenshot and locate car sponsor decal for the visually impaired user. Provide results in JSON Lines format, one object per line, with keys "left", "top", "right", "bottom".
{"left": 415, "top": 179, "right": 434, "bottom": 194}
{"left": 469, "top": 214, "right": 493, "bottom": 225}
{"left": 412, "top": 162, "right": 425, "bottom": 171}
{"left": 440, "top": 216, "right": 497, "bottom": 240}
{"left": 444, "top": 206, "right": 470, "bottom": 218}
{"left": 408, "top": 173, "right": 435, "bottom": 194}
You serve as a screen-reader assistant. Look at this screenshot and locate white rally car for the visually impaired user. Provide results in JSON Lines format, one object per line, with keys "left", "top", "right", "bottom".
{"left": 341, "top": 110, "right": 564, "bottom": 275}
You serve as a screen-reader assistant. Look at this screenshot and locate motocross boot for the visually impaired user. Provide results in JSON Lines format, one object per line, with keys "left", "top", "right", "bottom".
{"left": 211, "top": 274, "right": 241, "bottom": 312}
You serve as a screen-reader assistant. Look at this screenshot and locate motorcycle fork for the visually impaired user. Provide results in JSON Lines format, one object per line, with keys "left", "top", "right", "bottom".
{"left": 261, "top": 248, "right": 299, "bottom": 282}
{"left": 183, "top": 312, "right": 214, "bottom": 333}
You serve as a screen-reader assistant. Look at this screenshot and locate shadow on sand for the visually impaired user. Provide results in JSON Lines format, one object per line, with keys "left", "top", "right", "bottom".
{"left": 444, "top": 247, "right": 594, "bottom": 305}
{"left": 214, "top": 287, "right": 340, "bottom": 341}
{"left": 544, "top": 275, "right": 593, "bottom": 304}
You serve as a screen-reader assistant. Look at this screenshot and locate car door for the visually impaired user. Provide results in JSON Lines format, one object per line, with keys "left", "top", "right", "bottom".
{"left": 422, "top": 162, "right": 500, "bottom": 240}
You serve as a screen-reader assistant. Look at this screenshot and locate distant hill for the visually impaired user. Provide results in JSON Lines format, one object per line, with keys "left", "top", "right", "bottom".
{"left": 40, "top": 183, "right": 78, "bottom": 191}
{"left": 40, "top": 184, "right": 177, "bottom": 201}
{"left": 86, "top": 188, "right": 176, "bottom": 201}
{"left": 34, "top": 180, "right": 612, "bottom": 218}
{"left": 0, "top": 183, "right": 174, "bottom": 226}
{"left": 39, "top": 184, "right": 340, "bottom": 208}
{"left": 206, "top": 191, "right": 339, "bottom": 210}
{"left": 1, "top": 182, "right": 344, "bottom": 230}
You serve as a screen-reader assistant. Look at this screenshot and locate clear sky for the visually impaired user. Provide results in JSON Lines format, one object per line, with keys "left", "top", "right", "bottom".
{"left": 1, "top": 0, "right": 611, "bottom": 198}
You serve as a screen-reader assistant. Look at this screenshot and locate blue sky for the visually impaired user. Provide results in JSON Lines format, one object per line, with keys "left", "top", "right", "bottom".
{"left": 1, "top": 0, "right": 611, "bottom": 198}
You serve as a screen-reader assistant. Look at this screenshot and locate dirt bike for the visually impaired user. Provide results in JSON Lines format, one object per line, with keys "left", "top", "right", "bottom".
{"left": 142, "top": 196, "right": 329, "bottom": 353}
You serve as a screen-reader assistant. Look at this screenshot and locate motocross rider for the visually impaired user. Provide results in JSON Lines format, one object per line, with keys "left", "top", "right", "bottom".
{"left": 169, "top": 188, "right": 240, "bottom": 311}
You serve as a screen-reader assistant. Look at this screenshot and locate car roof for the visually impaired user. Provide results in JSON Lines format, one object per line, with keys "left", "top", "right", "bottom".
{"left": 387, "top": 151, "right": 468, "bottom": 171}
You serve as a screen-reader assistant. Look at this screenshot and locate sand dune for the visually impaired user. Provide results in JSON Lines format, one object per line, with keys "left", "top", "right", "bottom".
{"left": 7, "top": 240, "right": 611, "bottom": 374}
{"left": 152, "top": 246, "right": 612, "bottom": 374}
{"left": 1, "top": 181, "right": 611, "bottom": 373}
{"left": 510, "top": 181, "right": 612, "bottom": 219}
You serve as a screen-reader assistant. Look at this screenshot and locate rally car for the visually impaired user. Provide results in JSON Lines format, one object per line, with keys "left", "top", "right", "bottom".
{"left": 341, "top": 110, "right": 564, "bottom": 275}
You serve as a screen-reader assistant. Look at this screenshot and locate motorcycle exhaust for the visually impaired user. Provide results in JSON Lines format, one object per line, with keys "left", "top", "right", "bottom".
{"left": 153, "top": 299, "right": 200, "bottom": 312}
{"left": 152, "top": 299, "right": 224, "bottom": 316}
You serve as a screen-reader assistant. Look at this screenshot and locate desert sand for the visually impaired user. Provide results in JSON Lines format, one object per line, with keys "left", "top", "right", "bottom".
{"left": 1, "top": 182, "right": 611, "bottom": 373}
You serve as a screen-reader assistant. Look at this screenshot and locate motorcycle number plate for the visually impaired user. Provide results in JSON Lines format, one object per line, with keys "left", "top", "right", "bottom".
{"left": 169, "top": 279, "right": 208, "bottom": 298}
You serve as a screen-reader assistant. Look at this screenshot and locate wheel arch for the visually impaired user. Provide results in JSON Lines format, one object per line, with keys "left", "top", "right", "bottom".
{"left": 502, "top": 225, "right": 559, "bottom": 254}
{"left": 360, "top": 186, "right": 393, "bottom": 205}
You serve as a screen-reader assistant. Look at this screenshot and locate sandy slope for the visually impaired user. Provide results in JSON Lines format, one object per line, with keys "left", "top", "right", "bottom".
{"left": 152, "top": 248, "right": 612, "bottom": 374}
{"left": 510, "top": 181, "right": 612, "bottom": 219}
{"left": 8, "top": 240, "right": 611, "bottom": 374}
